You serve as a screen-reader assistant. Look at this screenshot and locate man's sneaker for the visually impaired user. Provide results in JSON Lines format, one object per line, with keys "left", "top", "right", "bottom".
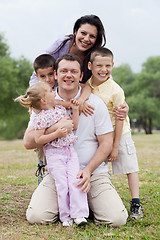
{"left": 130, "top": 202, "right": 143, "bottom": 219}
{"left": 74, "top": 217, "right": 87, "bottom": 226}
{"left": 62, "top": 219, "right": 73, "bottom": 227}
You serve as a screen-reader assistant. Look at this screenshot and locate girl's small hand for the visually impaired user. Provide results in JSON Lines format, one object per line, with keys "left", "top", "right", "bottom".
{"left": 70, "top": 99, "right": 79, "bottom": 110}
{"left": 56, "top": 127, "right": 68, "bottom": 138}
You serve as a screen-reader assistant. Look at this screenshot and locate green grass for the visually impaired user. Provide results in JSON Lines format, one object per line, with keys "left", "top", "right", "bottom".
{"left": 0, "top": 135, "right": 160, "bottom": 240}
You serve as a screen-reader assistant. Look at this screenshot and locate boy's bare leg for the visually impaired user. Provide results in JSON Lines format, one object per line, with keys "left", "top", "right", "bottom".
{"left": 127, "top": 172, "right": 139, "bottom": 198}
{"left": 127, "top": 172, "right": 143, "bottom": 219}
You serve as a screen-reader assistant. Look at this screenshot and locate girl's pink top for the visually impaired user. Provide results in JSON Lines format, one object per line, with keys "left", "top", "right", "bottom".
{"left": 33, "top": 105, "right": 77, "bottom": 148}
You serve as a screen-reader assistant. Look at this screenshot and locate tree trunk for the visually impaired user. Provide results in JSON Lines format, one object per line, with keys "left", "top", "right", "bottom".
{"left": 148, "top": 117, "right": 152, "bottom": 134}
{"left": 141, "top": 117, "right": 152, "bottom": 134}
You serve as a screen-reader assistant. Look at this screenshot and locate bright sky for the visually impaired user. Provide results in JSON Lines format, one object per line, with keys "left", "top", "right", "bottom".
{"left": 0, "top": 0, "right": 159, "bottom": 73}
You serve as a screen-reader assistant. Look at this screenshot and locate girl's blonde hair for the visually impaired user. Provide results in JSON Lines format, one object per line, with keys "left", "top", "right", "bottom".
{"left": 14, "top": 82, "right": 49, "bottom": 110}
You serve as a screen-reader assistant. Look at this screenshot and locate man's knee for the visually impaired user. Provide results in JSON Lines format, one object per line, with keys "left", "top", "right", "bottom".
{"left": 26, "top": 206, "right": 58, "bottom": 224}
{"left": 109, "top": 208, "right": 128, "bottom": 227}
{"left": 93, "top": 208, "right": 128, "bottom": 227}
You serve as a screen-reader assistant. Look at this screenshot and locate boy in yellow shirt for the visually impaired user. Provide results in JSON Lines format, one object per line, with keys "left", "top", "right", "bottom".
{"left": 87, "top": 47, "right": 143, "bottom": 219}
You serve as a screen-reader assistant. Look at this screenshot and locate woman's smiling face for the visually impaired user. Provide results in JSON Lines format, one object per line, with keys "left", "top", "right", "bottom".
{"left": 74, "top": 23, "right": 98, "bottom": 52}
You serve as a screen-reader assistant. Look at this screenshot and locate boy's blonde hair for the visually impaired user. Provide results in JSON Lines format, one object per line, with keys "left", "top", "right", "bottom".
{"left": 14, "top": 82, "right": 49, "bottom": 110}
{"left": 90, "top": 47, "right": 114, "bottom": 63}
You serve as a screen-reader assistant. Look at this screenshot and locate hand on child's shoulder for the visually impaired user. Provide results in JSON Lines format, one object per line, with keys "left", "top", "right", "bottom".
{"left": 70, "top": 99, "right": 79, "bottom": 109}
{"left": 81, "top": 102, "right": 94, "bottom": 117}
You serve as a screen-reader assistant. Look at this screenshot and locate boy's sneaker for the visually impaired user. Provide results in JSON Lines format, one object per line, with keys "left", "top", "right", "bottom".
{"left": 130, "top": 202, "right": 143, "bottom": 219}
{"left": 35, "top": 163, "right": 46, "bottom": 185}
{"left": 62, "top": 219, "right": 73, "bottom": 227}
{"left": 74, "top": 217, "right": 87, "bottom": 226}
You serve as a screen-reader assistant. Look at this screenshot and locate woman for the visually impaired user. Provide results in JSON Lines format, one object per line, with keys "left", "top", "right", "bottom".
{"left": 30, "top": 14, "right": 106, "bottom": 85}
{"left": 30, "top": 14, "right": 128, "bottom": 118}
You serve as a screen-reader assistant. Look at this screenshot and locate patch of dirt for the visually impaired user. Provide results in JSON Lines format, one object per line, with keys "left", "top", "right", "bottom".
{"left": 0, "top": 183, "right": 33, "bottom": 226}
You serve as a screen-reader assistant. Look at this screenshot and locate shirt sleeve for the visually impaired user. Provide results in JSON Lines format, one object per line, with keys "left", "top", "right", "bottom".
{"left": 29, "top": 71, "right": 39, "bottom": 86}
{"left": 46, "top": 37, "right": 70, "bottom": 60}
{"left": 28, "top": 111, "right": 49, "bottom": 130}
{"left": 45, "top": 39, "right": 62, "bottom": 60}
{"left": 27, "top": 111, "right": 36, "bottom": 128}
{"left": 91, "top": 95, "right": 113, "bottom": 136}
{"left": 33, "top": 113, "right": 48, "bottom": 130}
{"left": 112, "top": 87, "right": 125, "bottom": 108}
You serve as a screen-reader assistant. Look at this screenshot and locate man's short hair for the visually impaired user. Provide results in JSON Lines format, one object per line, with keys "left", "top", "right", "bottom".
{"left": 55, "top": 54, "right": 83, "bottom": 73}
{"left": 90, "top": 47, "right": 114, "bottom": 63}
{"left": 34, "top": 54, "right": 55, "bottom": 73}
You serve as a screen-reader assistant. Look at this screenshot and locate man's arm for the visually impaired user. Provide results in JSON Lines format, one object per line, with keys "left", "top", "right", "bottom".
{"left": 23, "top": 117, "right": 74, "bottom": 150}
{"left": 23, "top": 126, "right": 41, "bottom": 149}
{"left": 77, "top": 132, "right": 113, "bottom": 193}
{"left": 45, "top": 117, "right": 73, "bottom": 134}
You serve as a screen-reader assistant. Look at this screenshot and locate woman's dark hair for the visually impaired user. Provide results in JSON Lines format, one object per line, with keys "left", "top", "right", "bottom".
{"left": 73, "top": 15, "right": 106, "bottom": 49}
{"left": 50, "top": 15, "right": 106, "bottom": 83}
{"left": 75, "top": 15, "right": 107, "bottom": 83}
{"left": 52, "top": 15, "right": 106, "bottom": 56}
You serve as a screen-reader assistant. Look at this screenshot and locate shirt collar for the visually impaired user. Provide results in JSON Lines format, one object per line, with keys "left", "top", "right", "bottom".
{"left": 88, "top": 76, "right": 94, "bottom": 89}
{"left": 55, "top": 86, "right": 82, "bottom": 100}
{"left": 88, "top": 76, "right": 112, "bottom": 89}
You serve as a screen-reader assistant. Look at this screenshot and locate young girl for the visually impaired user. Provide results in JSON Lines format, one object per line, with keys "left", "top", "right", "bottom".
{"left": 15, "top": 82, "right": 89, "bottom": 227}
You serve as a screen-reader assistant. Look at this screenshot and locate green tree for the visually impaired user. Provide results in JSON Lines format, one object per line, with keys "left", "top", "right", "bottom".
{"left": 0, "top": 33, "right": 33, "bottom": 139}
{"left": 127, "top": 57, "right": 160, "bottom": 134}
{"left": 0, "top": 34, "right": 9, "bottom": 57}
{"left": 112, "top": 64, "right": 135, "bottom": 97}
{"left": 127, "top": 94, "right": 159, "bottom": 134}
{"left": 112, "top": 61, "right": 160, "bottom": 134}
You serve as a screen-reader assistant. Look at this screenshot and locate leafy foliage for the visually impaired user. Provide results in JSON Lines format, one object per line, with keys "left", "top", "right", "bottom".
{"left": 112, "top": 59, "right": 160, "bottom": 134}
{"left": 0, "top": 33, "right": 33, "bottom": 139}
{"left": 112, "top": 64, "right": 135, "bottom": 96}
{"left": 0, "top": 33, "right": 9, "bottom": 57}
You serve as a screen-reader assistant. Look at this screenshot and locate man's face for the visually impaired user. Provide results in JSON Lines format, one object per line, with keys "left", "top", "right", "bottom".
{"left": 55, "top": 59, "right": 83, "bottom": 93}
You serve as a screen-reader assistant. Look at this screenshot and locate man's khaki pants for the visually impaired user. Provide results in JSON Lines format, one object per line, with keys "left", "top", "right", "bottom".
{"left": 26, "top": 172, "right": 128, "bottom": 227}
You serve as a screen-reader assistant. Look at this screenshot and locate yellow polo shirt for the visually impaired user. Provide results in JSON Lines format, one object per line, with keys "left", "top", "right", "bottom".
{"left": 88, "top": 76, "right": 131, "bottom": 135}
